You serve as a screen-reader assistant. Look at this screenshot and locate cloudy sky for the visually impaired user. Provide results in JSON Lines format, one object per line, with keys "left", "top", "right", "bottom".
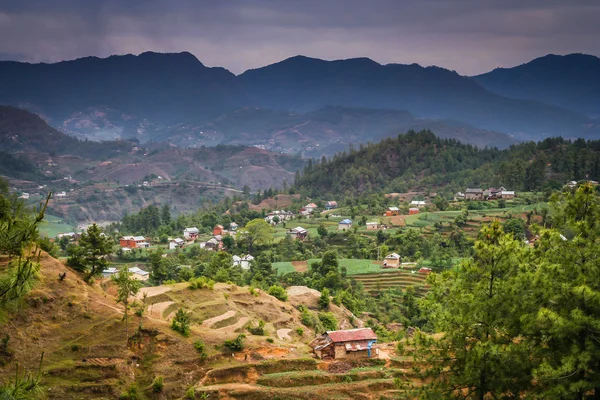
{"left": 1, "top": 0, "right": 599, "bottom": 75}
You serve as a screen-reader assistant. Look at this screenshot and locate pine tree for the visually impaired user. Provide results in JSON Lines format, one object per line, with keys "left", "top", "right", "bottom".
{"left": 525, "top": 183, "right": 600, "bottom": 397}
{"left": 111, "top": 266, "right": 142, "bottom": 340}
{"left": 417, "top": 221, "right": 532, "bottom": 398}
{"left": 161, "top": 204, "right": 171, "bottom": 226}
{"left": 78, "top": 224, "right": 113, "bottom": 281}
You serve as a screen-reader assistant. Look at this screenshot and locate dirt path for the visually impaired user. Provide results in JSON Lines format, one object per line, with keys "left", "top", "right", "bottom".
{"left": 147, "top": 301, "right": 175, "bottom": 319}
{"left": 92, "top": 299, "right": 123, "bottom": 314}
{"left": 276, "top": 328, "right": 292, "bottom": 341}
{"left": 137, "top": 285, "right": 172, "bottom": 299}
{"left": 202, "top": 310, "right": 236, "bottom": 328}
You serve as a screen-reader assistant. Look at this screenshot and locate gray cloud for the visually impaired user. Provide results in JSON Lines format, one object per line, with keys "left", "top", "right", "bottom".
{"left": 0, "top": 0, "right": 599, "bottom": 75}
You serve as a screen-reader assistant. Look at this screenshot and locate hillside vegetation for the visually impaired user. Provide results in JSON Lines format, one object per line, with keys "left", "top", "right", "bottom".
{"left": 294, "top": 130, "right": 600, "bottom": 198}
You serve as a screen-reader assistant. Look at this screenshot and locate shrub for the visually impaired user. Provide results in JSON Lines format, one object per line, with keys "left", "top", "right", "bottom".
{"left": 266, "top": 338, "right": 274, "bottom": 343}
{"left": 318, "top": 312, "right": 338, "bottom": 331}
{"left": 295, "top": 327, "right": 304, "bottom": 337}
{"left": 248, "top": 320, "right": 266, "bottom": 336}
{"left": 119, "top": 384, "right": 139, "bottom": 400}
{"left": 185, "top": 386, "right": 196, "bottom": 399}
{"left": 152, "top": 376, "right": 164, "bottom": 393}
{"left": 194, "top": 340, "right": 208, "bottom": 360}
{"left": 299, "top": 306, "right": 316, "bottom": 328}
{"left": 189, "top": 276, "right": 215, "bottom": 290}
{"left": 318, "top": 288, "right": 330, "bottom": 310}
{"left": 171, "top": 308, "right": 191, "bottom": 337}
{"left": 223, "top": 334, "right": 246, "bottom": 351}
{"left": 268, "top": 285, "right": 288, "bottom": 301}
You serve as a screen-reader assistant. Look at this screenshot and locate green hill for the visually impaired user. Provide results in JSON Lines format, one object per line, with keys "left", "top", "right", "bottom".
{"left": 293, "top": 130, "right": 600, "bottom": 197}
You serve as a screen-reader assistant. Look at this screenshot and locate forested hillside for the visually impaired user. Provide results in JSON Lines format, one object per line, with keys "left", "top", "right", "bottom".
{"left": 293, "top": 130, "right": 600, "bottom": 198}
{"left": 0, "top": 106, "right": 132, "bottom": 159}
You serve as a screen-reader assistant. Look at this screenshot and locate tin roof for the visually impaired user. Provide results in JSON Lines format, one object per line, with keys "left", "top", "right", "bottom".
{"left": 326, "top": 328, "right": 377, "bottom": 343}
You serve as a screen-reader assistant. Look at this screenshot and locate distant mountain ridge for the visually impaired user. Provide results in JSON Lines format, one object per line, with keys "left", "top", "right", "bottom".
{"left": 0, "top": 51, "right": 598, "bottom": 150}
{"left": 0, "top": 51, "right": 247, "bottom": 122}
{"left": 472, "top": 53, "right": 600, "bottom": 118}
{"left": 239, "top": 55, "right": 592, "bottom": 139}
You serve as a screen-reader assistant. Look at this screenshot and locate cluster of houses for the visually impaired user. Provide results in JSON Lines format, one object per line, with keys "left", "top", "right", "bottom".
{"left": 566, "top": 180, "right": 598, "bottom": 189}
{"left": 298, "top": 200, "right": 338, "bottom": 216}
{"left": 455, "top": 187, "right": 515, "bottom": 201}
{"left": 118, "top": 223, "right": 239, "bottom": 253}
{"left": 265, "top": 210, "right": 294, "bottom": 224}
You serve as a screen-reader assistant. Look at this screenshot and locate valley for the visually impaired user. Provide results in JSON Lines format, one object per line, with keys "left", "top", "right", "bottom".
{"left": 0, "top": 31, "right": 600, "bottom": 398}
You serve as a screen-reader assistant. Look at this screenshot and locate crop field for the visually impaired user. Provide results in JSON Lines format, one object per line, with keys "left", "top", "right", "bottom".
{"left": 39, "top": 213, "right": 74, "bottom": 238}
{"left": 352, "top": 270, "right": 430, "bottom": 295}
{"left": 273, "top": 258, "right": 390, "bottom": 275}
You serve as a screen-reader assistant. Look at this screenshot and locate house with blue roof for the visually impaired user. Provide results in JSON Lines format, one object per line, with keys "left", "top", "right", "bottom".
{"left": 338, "top": 219, "right": 353, "bottom": 231}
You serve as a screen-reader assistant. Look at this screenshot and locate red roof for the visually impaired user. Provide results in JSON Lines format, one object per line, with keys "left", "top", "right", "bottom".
{"left": 326, "top": 328, "right": 377, "bottom": 343}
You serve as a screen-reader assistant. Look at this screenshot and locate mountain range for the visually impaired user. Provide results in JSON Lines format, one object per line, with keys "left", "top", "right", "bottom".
{"left": 473, "top": 53, "right": 600, "bottom": 118}
{"left": 1, "top": 52, "right": 599, "bottom": 154}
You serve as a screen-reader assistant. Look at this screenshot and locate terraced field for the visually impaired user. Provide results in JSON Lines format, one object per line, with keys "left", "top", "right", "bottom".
{"left": 195, "top": 358, "right": 419, "bottom": 399}
{"left": 352, "top": 270, "right": 429, "bottom": 295}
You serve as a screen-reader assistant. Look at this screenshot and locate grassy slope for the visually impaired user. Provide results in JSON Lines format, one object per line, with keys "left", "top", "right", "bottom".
{"left": 2, "top": 252, "right": 392, "bottom": 399}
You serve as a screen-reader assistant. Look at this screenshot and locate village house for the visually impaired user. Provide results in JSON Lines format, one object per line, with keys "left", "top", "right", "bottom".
{"left": 418, "top": 267, "right": 433, "bottom": 274}
{"left": 55, "top": 191, "right": 67, "bottom": 198}
{"left": 338, "top": 219, "right": 353, "bottom": 231}
{"left": 19, "top": 193, "right": 30, "bottom": 200}
{"left": 231, "top": 254, "right": 254, "bottom": 269}
{"left": 56, "top": 232, "right": 77, "bottom": 240}
{"left": 169, "top": 238, "right": 185, "bottom": 250}
{"left": 310, "top": 328, "right": 378, "bottom": 360}
{"left": 183, "top": 227, "right": 199, "bottom": 241}
{"left": 385, "top": 207, "right": 399, "bottom": 216}
{"left": 101, "top": 266, "right": 149, "bottom": 281}
{"left": 465, "top": 188, "right": 484, "bottom": 200}
{"left": 410, "top": 200, "right": 426, "bottom": 208}
{"left": 287, "top": 226, "right": 308, "bottom": 240}
{"left": 366, "top": 222, "right": 379, "bottom": 230}
{"left": 383, "top": 253, "right": 401, "bottom": 268}
{"left": 213, "top": 224, "right": 225, "bottom": 236}
{"left": 566, "top": 181, "right": 578, "bottom": 188}
{"left": 325, "top": 201, "right": 338, "bottom": 210}
{"left": 101, "top": 267, "right": 118, "bottom": 278}
{"left": 304, "top": 203, "right": 318, "bottom": 213}
{"left": 408, "top": 207, "right": 420, "bottom": 215}
{"left": 119, "top": 236, "right": 149, "bottom": 248}
{"left": 454, "top": 192, "right": 465, "bottom": 201}
{"left": 203, "top": 238, "right": 220, "bottom": 251}
{"left": 500, "top": 190, "right": 515, "bottom": 199}
{"left": 229, "top": 222, "right": 239, "bottom": 231}
{"left": 128, "top": 266, "right": 150, "bottom": 281}
{"left": 241, "top": 254, "right": 254, "bottom": 270}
